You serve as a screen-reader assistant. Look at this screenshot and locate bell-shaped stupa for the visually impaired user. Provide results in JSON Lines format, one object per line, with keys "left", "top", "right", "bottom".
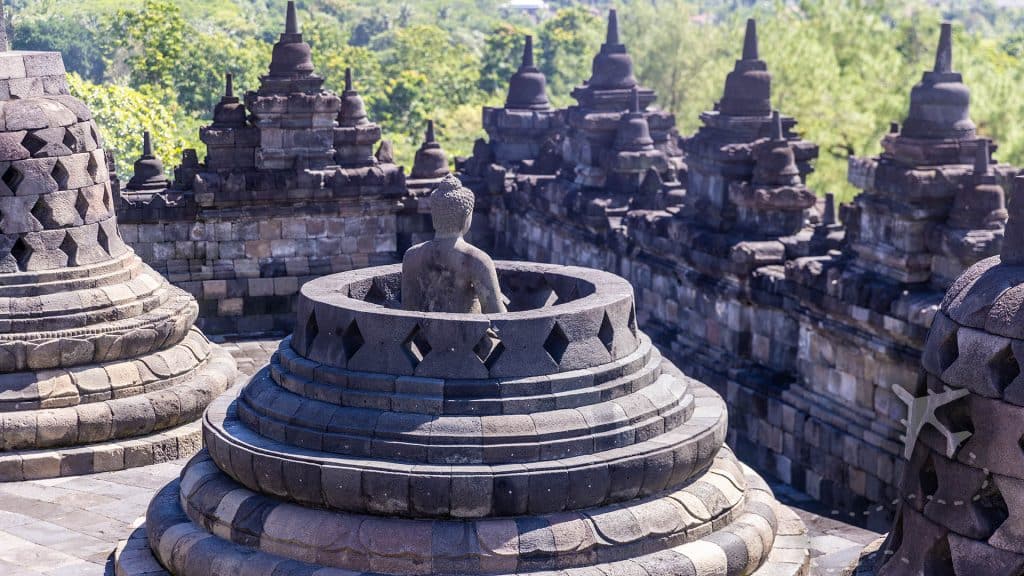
{"left": 0, "top": 48, "right": 238, "bottom": 480}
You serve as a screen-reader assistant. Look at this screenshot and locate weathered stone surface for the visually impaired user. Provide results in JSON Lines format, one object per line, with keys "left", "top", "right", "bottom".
{"left": 0, "top": 49, "right": 240, "bottom": 481}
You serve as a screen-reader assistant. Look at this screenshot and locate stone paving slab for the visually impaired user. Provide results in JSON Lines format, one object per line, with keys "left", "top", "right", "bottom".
{"left": 0, "top": 336, "right": 880, "bottom": 575}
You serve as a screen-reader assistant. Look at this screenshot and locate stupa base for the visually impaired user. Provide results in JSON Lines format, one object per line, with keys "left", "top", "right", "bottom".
{"left": 113, "top": 452, "right": 809, "bottom": 576}
{"left": 0, "top": 344, "right": 239, "bottom": 481}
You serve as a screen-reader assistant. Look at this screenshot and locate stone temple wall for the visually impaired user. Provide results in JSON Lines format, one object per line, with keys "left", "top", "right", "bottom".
{"left": 117, "top": 200, "right": 398, "bottom": 335}
{"left": 490, "top": 196, "right": 911, "bottom": 519}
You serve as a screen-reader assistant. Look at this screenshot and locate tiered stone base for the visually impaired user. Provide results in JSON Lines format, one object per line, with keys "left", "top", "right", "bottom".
{"left": 114, "top": 452, "right": 808, "bottom": 576}
{"left": 0, "top": 343, "right": 237, "bottom": 480}
{"left": 0, "top": 254, "right": 241, "bottom": 481}
{"left": 114, "top": 263, "right": 810, "bottom": 575}
{"left": 114, "top": 372, "right": 810, "bottom": 576}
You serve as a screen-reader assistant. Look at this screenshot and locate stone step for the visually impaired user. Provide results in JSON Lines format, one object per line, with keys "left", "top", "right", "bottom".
{"left": 235, "top": 366, "right": 694, "bottom": 464}
{"left": 201, "top": 379, "right": 727, "bottom": 517}
{"left": 114, "top": 457, "right": 807, "bottom": 576}
{"left": 0, "top": 343, "right": 237, "bottom": 453}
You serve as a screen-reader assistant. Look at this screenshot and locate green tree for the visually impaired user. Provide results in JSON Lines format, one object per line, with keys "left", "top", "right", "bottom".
{"left": 479, "top": 23, "right": 529, "bottom": 95}
{"left": 536, "top": 6, "right": 603, "bottom": 105}
{"left": 67, "top": 73, "right": 202, "bottom": 177}
{"left": 373, "top": 24, "right": 482, "bottom": 135}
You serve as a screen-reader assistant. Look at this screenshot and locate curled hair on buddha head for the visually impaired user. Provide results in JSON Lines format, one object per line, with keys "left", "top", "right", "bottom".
{"left": 430, "top": 174, "right": 475, "bottom": 237}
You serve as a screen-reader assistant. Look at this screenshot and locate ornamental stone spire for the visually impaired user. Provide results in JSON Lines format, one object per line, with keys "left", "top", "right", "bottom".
{"left": 505, "top": 35, "right": 550, "bottom": 110}
{"left": 719, "top": 18, "right": 772, "bottom": 117}
{"left": 410, "top": 119, "right": 450, "bottom": 180}
{"left": 843, "top": 23, "right": 1001, "bottom": 289}
{"left": 211, "top": 72, "right": 246, "bottom": 128}
{"left": 585, "top": 9, "right": 637, "bottom": 92}
{"left": 903, "top": 22, "right": 974, "bottom": 140}
{"left": 266, "top": 0, "right": 314, "bottom": 80}
{"left": 247, "top": 0, "right": 340, "bottom": 169}
{"left": 126, "top": 131, "right": 169, "bottom": 192}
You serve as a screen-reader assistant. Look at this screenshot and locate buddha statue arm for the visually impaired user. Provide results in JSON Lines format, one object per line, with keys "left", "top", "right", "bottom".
{"left": 401, "top": 248, "right": 424, "bottom": 311}
{"left": 477, "top": 259, "right": 507, "bottom": 314}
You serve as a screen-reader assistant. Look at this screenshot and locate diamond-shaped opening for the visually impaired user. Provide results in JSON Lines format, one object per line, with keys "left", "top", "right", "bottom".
{"left": 938, "top": 328, "right": 959, "bottom": 372}
{"left": 96, "top": 224, "right": 111, "bottom": 254}
{"left": 484, "top": 341, "right": 505, "bottom": 371}
{"left": 75, "top": 191, "right": 91, "bottom": 221}
{"left": 544, "top": 322, "right": 571, "bottom": 365}
{"left": 103, "top": 185, "right": 113, "bottom": 211}
{"left": 2, "top": 165, "right": 22, "bottom": 193}
{"left": 51, "top": 160, "right": 69, "bottom": 189}
{"left": 919, "top": 454, "right": 938, "bottom": 500}
{"left": 975, "top": 475, "right": 1009, "bottom": 529}
{"left": 551, "top": 279, "right": 580, "bottom": 306}
{"left": 474, "top": 330, "right": 505, "bottom": 369}
{"left": 62, "top": 129, "right": 78, "bottom": 152}
{"left": 598, "top": 312, "right": 615, "bottom": 354}
{"left": 365, "top": 282, "right": 388, "bottom": 305}
{"left": 304, "top": 311, "right": 319, "bottom": 356}
{"left": 59, "top": 232, "right": 78, "bottom": 266}
{"left": 90, "top": 125, "right": 100, "bottom": 147}
{"left": 990, "top": 345, "right": 1020, "bottom": 393}
{"left": 10, "top": 236, "right": 31, "bottom": 270}
{"left": 21, "top": 132, "right": 47, "bottom": 156}
{"left": 87, "top": 152, "right": 100, "bottom": 181}
{"left": 934, "top": 384, "right": 974, "bottom": 438}
{"left": 341, "top": 320, "right": 364, "bottom": 360}
{"left": 30, "top": 196, "right": 55, "bottom": 228}
{"left": 402, "top": 324, "right": 432, "bottom": 365}
{"left": 627, "top": 305, "right": 638, "bottom": 336}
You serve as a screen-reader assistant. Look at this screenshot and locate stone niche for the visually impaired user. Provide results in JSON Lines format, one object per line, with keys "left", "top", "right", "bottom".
{"left": 115, "top": 261, "right": 810, "bottom": 576}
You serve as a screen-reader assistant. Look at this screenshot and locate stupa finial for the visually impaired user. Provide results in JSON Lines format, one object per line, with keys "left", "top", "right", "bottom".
{"left": 630, "top": 86, "right": 641, "bottom": 114}
{"left": 823, "top": 192, "right": 837, "bottom": 226}
{"left": 142, "top": 131, "right": 153, "bottom": 157}
{"left": 523, "top": 35, "right": 535, "bottom": 68}
{"left": 285, "top": 1, "right": 300, "bottom": 34}
{"left": 743, "top": 18, "right": 758, "bottom": 60}
{"left": 770, "top": 110, "right": 783, "bottom": 140}
{"left": 426, "top": 119, "right": 436, "bottom": 143}
{"left": 345, "top": 67, "right": 353, "bottom": 91}
{"left": 607, "top": 9, "right": 619, "bottom": 45}
{"left": 934, "top": 22, "right": 953, "bottom": 73}
{"left": 225, "top": 72, "right": 234, "bottom": 99}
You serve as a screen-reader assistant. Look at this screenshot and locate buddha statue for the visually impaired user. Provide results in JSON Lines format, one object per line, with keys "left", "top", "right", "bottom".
{"left": 402, "top": 174, "right": 507, "bottom": 313}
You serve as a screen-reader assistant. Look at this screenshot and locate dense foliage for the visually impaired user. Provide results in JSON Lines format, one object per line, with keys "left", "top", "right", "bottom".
{"left": 11, "top": 0, "right": 1024, "bottom": 200}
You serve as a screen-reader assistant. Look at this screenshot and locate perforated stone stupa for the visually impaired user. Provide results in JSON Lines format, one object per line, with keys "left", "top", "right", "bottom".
{"left": 0, "top": 49, "right": 238, "bottom": 480}
{"left": 850, "top": 176, "right": 1024, "bottom": 576}
{"left": 115, "top": 178, "right": 810, "bottom": 576}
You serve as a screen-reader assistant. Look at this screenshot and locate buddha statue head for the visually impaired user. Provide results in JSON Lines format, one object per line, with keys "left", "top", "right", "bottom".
{"left": 401, "top": 174, "right": 507, "bottom": 314}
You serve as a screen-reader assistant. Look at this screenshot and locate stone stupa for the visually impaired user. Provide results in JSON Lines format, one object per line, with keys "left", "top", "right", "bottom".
{"left": 850, "top": 174, "right": 1024, "bottom": 575}
{"left": 115, "top": 175, "right": 810, "bottom": 575}
{"left": 0, "top": 48, "right": 238, "bottom": 480}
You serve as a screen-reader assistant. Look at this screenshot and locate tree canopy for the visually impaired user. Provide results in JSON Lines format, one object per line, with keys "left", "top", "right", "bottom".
{"left": 12, "top": 0, "right": 1024, "bottom": 199}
